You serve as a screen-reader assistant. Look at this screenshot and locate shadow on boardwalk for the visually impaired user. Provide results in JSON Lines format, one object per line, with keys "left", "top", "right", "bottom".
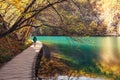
{"left": 35, "top": 44, "right": 51, "bottom": 80}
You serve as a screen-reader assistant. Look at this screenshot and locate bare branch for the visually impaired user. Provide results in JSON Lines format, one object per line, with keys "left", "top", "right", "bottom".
{"left": 15, "top": 24, "right": 43, "bottom": 31}
{"left": 0, "top": 0, "right": 67, "bottom": 38}
{"left": 47, "top": 0, "right": 64, "bottom": 24}
{"left": 43, "top": 23, "right": 80, "bottom": 36}
{"left": 0, "top": 0, "right": 37, "bottom": 38}
{"left": 70, "top": 0, "right": 82, "bottom": 13}
{"left": 19, "top": 0, "right": 67, "bottom": 26}
{"left": 23, "top": 0, "right": 37, "bottom": 13}
{"left": 86, "top": 0, "right": 103, "bottom": 25}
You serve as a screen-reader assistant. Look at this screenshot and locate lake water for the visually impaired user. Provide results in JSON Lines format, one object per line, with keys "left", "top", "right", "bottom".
{"left": 31, "top": 36, "right": 120, "bottom": 79}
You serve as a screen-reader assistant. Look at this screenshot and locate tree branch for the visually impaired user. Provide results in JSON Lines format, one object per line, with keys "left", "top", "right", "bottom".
{"left": 47, "top": 0, "right": 64, "bottom": 24}
{"left": 0, "top": 0, "right": 67, "bottom": 38}
{"left": 15, "top": 24, "right": 43, "bottom": 31}
{"left": 86, "top": 0, "right": 103, "bottom": 25}
{"left": 43, "top": 23, "right": 80, "bottom": 36}
{"left": 19, "top": 0, "right": 67, "bottom": 26}
{"left": 0, "top": 0, "right": 36, "bottom": 38}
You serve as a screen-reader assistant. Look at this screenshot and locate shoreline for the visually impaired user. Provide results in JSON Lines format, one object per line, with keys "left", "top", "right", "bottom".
{"left": 32, "top": 35, "right": 120, "bottom": 37}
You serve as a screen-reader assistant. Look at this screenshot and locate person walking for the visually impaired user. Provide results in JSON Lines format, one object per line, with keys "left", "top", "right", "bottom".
{"left": 33, "top": 36, "right": 37, "bottom": 47}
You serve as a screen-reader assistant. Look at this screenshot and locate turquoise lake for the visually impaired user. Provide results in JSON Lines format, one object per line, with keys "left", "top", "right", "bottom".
{"left": 32, "top": 36, "right": 120, "bottom": 66}
{"left": 31, "top": 36, "right": 120, "bottom": 78}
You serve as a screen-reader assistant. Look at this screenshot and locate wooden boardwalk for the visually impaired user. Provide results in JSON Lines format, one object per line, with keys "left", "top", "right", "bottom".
{"left": 0, "top": 41, "right": 42, "bottom": 80}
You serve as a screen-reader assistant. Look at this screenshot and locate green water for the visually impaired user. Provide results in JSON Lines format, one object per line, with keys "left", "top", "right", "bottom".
{"left": 31, "top": 36, "right": 120, "bottom": 79}
{"left": 36, "top": 36, "right": 100, "bottom": 64}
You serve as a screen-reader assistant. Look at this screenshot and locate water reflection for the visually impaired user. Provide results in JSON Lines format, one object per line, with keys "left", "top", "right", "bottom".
{"left": 117, "top": 37, "right": 120, "bottom": 53}
{"left": 100, "top": 37, "right": 120, "bottom": 73}
{"left": 36, "top": 36, "right": 120, "bottom": 79}
{"left": 100, "top": 37, "right": 114, "bottom": 64}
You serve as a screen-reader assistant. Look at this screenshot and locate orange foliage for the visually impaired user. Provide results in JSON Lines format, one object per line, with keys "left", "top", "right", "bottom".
{"left": 0, "top": 33, "right": 31, "bottom": 66}
{"left": 38, "top": 53, "right": 70, "bottom": 78}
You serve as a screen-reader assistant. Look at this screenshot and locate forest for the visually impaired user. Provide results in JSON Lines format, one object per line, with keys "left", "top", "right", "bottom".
{"left": 0, "top": 0, "right": 120, "bottom": 37}
{"left": 0, "top": 0, "right": 120, "bottom": 79}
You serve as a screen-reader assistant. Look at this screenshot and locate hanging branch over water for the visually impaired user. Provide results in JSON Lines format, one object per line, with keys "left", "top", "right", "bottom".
{"left": 46, "top": 0, "right": 64, "bottom": 24}
{"left": 0, "top": 0, "right": 67, "bottom": 38}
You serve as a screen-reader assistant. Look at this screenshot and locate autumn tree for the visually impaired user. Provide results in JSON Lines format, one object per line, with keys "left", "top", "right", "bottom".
{"left": 37, "top": 0, "right": 106, "bottom": 36}
{"left": 0, "top": 0, "right": 67, "bottom": 38}
{"left": 1, "top": 0, "right": 118, "bottom": 38}
{"left": 93, "top": 0, "right": 120, "bottom": 35}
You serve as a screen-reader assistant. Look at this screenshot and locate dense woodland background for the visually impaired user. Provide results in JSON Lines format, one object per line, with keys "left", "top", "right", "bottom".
{"left": 0, "top": 0, "right": 120, "bottom": 37}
